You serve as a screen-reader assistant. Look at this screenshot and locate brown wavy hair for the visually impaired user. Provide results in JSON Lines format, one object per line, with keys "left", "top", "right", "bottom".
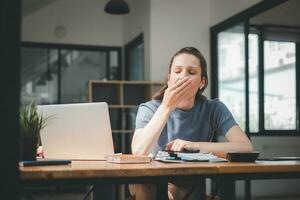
{"left": 152, "top": 47, "right": 208, "bottom": 100}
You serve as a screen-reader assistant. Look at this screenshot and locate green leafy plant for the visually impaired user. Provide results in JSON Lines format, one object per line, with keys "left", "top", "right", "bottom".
{"left": 19, "top": 102, "right": 49, "bottom": 140}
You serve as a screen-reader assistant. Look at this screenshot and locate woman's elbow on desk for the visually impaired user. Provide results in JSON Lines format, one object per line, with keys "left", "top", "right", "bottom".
{"left": 131, "top": 144, "right": 149, "bottom": 156}
{"left": 131, "top": 142, "right": 152, "bottom": 156}
{"left": 131, "top": 143, "right": 143, "bottom": 155}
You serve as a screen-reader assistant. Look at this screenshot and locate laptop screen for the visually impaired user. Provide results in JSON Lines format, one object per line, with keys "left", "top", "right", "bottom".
{"left": 37, "top": 102, "right": 114, "bottom": 160}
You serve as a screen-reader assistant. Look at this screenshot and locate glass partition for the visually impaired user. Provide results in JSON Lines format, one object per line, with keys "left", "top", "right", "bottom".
{"left": 264, "top": 41, "right": 296, "bottom": 130}
{"left": 21, "top": 44, "right": 121, "bottom": 104}
{"left": 60, "top": 50, "right": 107, "bottom": 103}
{"left": 21, "top": 47, "right": 58, "bottom": 105}
{"left": 248, "top": 34, "right": 259, "bottom": 132}
{"left": 212, "top": 0, "right": 299, "bottom": 135}
{"left": 217, "top": 24, "right": 246, "bottom": 130}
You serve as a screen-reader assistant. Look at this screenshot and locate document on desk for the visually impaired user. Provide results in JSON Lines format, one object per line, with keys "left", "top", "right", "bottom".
{"left": 155, "top": 151, "right": 227, "bottom": 163}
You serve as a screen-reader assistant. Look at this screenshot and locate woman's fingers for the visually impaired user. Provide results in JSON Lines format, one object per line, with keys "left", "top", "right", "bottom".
{"left": 173, "top": 143, "right": 182, "bottom": 151}
{"left": 165, "top": 139, "right": 186, "bottom": 151}
{"left": 163, "top": 78, "right": 192, "bottom": 109}
{"left": 166, "top": 140, "right": 198, "bottom": 152}
{"left": 168, "top": 78, "right": 192, "bottom": 98}
{"left": 169, "top": 77, "right": 190, "bottom": 90}
{"left": 165, "top": 141, "right": 174, "bottom": 150}
{"left": 176, "top": 82, "right": 194, "bottom": 98}
{"left": 168, "top": 77, "right": 180, "bottom": 88}
{"left": 172, "top": 79, "right": 192, "bottom": 96}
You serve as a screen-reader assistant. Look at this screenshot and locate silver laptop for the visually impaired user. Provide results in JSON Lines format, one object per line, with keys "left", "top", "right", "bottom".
{"left": 37, "top": 102, "right": 114, "bottom": 160}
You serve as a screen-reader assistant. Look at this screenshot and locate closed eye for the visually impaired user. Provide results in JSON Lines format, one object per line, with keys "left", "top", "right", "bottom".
{"left": 189, "top": 70, "right": 197, "bottom": 75}
{"left": 174, "top": 69, "right": 181, "bottom": 73}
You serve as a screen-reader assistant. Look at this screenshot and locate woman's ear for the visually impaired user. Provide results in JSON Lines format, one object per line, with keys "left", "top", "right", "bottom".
{"left": 199, "top": 78, "right": 206, "bottom": 90}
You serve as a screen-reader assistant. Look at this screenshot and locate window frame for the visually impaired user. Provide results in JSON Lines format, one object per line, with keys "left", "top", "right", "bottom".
{"left": 124, "top": 33, "right": 144, "bottom": 80}
{"left": 210, "top": 0, "right": 300, "bottom": 136}
{"left": 21, "top": 41, "right": 122, "bottom": 104}
{"left": 258, "top": 27, "right": 299, "bottom": 135}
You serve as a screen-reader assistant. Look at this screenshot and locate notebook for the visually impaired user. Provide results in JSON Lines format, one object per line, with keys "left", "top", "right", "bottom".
{"left": 105, "top": 154, "right": 152, "bottom": 164}
{"left": 37, "top": 102, "right": 114, "bottom": 160}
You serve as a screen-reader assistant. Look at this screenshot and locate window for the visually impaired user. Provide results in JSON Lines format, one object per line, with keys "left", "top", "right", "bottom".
{"left": 21, "top": 48, "right": 59, "bottom": 104}
{"left": 264, "top": 41, "right": 296, "bottom": 130}
{"left": 60, "top": 50, "right": 108, "bottom": 103}
{"left": 125, "top": 33, "right": 144, "bottom": 80}
{"left": 213, "top": 28, "right": 299, "bottom": 135}
{"left": 21, "top": 42, "right": 121, "bottom": 105}
{"left": 217, "top": 24, "right": 246, "bottom": 130}
{"left": 248, "top": 33, "right": 259, "bottom": 132}
{"left": 211, "top": 0, "right": 299, "bottom": 135}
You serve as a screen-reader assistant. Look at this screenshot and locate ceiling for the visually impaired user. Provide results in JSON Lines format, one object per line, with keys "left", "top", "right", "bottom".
{"left": 22, "top": 0, "right": 57, "bottom": 17}
{"left": 250, "top": 0, "right": 300, "bottom": 27}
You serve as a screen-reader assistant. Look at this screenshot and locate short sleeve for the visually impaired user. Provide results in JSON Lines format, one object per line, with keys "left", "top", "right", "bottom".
{"left": 135, "top": 103, "right": 156, "bottom": 129}
{"left": 212, "top": 100, "right": 237, "bottom": 136}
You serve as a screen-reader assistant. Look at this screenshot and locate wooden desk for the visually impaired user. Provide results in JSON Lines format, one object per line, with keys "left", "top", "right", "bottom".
{"left": 215, "top": 161, "right": 300, "bottom": 174}
{"left": 20, "top": 161, "right": 217, "bottom": 181}
{"left": 20, "top": 161, "right": 300, "bottom": 200}
{"left": 213, "top": 161, "right": 300, "bottom": 200}
{"left": 20, "top": 161, "right": 217, "bottom": 200}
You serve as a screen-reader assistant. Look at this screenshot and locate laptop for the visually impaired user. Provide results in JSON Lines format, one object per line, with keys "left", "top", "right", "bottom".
{"left": 37, "top": 102, "right": 114, "bottom": 160}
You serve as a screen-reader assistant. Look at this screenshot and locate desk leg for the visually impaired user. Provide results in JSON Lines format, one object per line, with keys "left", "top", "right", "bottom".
{"left": 157, "top": 182, "right": 168, "bottom": 200}
{"left": 219, "top": 176, "right": 235, "bottom": 200}
{"left": 198, "top": 178, "right": 206, "bottom": 200}
{"left": 93, "top": 184, "right": 115, "bottom": 200}
{"left": 245, "top": 179, "right": 251, "bottom": 200}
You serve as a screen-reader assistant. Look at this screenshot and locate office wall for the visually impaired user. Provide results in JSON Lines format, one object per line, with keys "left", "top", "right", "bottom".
{"left": 22, "top": 0, "right": 123, "bottom": 46}
{"left": 209, "top": 0, "right": 261, "bottom": 25}
{"left": 22, "top": 0, "right": 150, "bottom": 80}
{"left": 22, "top": 0, "right": 262, "bottom": 89}
{"left": 250, "top": 0, "right": 300, "bottom": 26}
{"left": 123, "top": 0, "right": 150, "bottom": 80}
{"left": 148, "top": 0, "right": 262, "bottom": 97}
{"left": 149, "top": 0, "right": 210, "bottom": 93}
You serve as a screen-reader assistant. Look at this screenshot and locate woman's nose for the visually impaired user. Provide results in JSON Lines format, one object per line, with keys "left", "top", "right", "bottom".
{"left": 179, "top": 71, "right": 189, "bottom": 78}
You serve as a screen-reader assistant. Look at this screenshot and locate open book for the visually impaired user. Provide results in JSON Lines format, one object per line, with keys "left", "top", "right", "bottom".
{"left": 105, "top": 154, "right": 152, "bottom": 164}
{"left": 155, "top": 151, "right": 227, "bottom": 163}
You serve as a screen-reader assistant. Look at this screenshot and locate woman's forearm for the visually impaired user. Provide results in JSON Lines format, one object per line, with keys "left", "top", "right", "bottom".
{"left": 131, "top": 105, "right": 172, "bottom": 155}
{"left": 132, "top": 78, "right": 193, "bottom": 155}
{"left": 193, "top": 141, "right": 254, "bottom": 158}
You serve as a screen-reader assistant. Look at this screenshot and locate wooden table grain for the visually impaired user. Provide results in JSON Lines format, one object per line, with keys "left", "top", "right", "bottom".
{"left": 20, "top": 160, "right": 300, "bottom": 181}
{"left": 214, "top": 161, "right": 300, "bottom": 174}
{"left": 20, "top": 160, "right": 218, "bottom": 181}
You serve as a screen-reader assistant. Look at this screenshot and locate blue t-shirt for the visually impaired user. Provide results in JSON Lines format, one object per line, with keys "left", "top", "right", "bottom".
{"left": 135, "top": 95, "right": 237, "bottom": 155}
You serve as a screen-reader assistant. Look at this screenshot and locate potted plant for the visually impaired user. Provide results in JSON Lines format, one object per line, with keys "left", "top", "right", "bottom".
{"left": 19, "top": 102, "right": 48, "bottom": 161}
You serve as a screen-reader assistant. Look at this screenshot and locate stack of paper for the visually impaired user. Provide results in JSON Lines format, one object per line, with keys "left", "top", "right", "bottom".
{"left": 155, "top": 151, "right": 227, "bottom": 163}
